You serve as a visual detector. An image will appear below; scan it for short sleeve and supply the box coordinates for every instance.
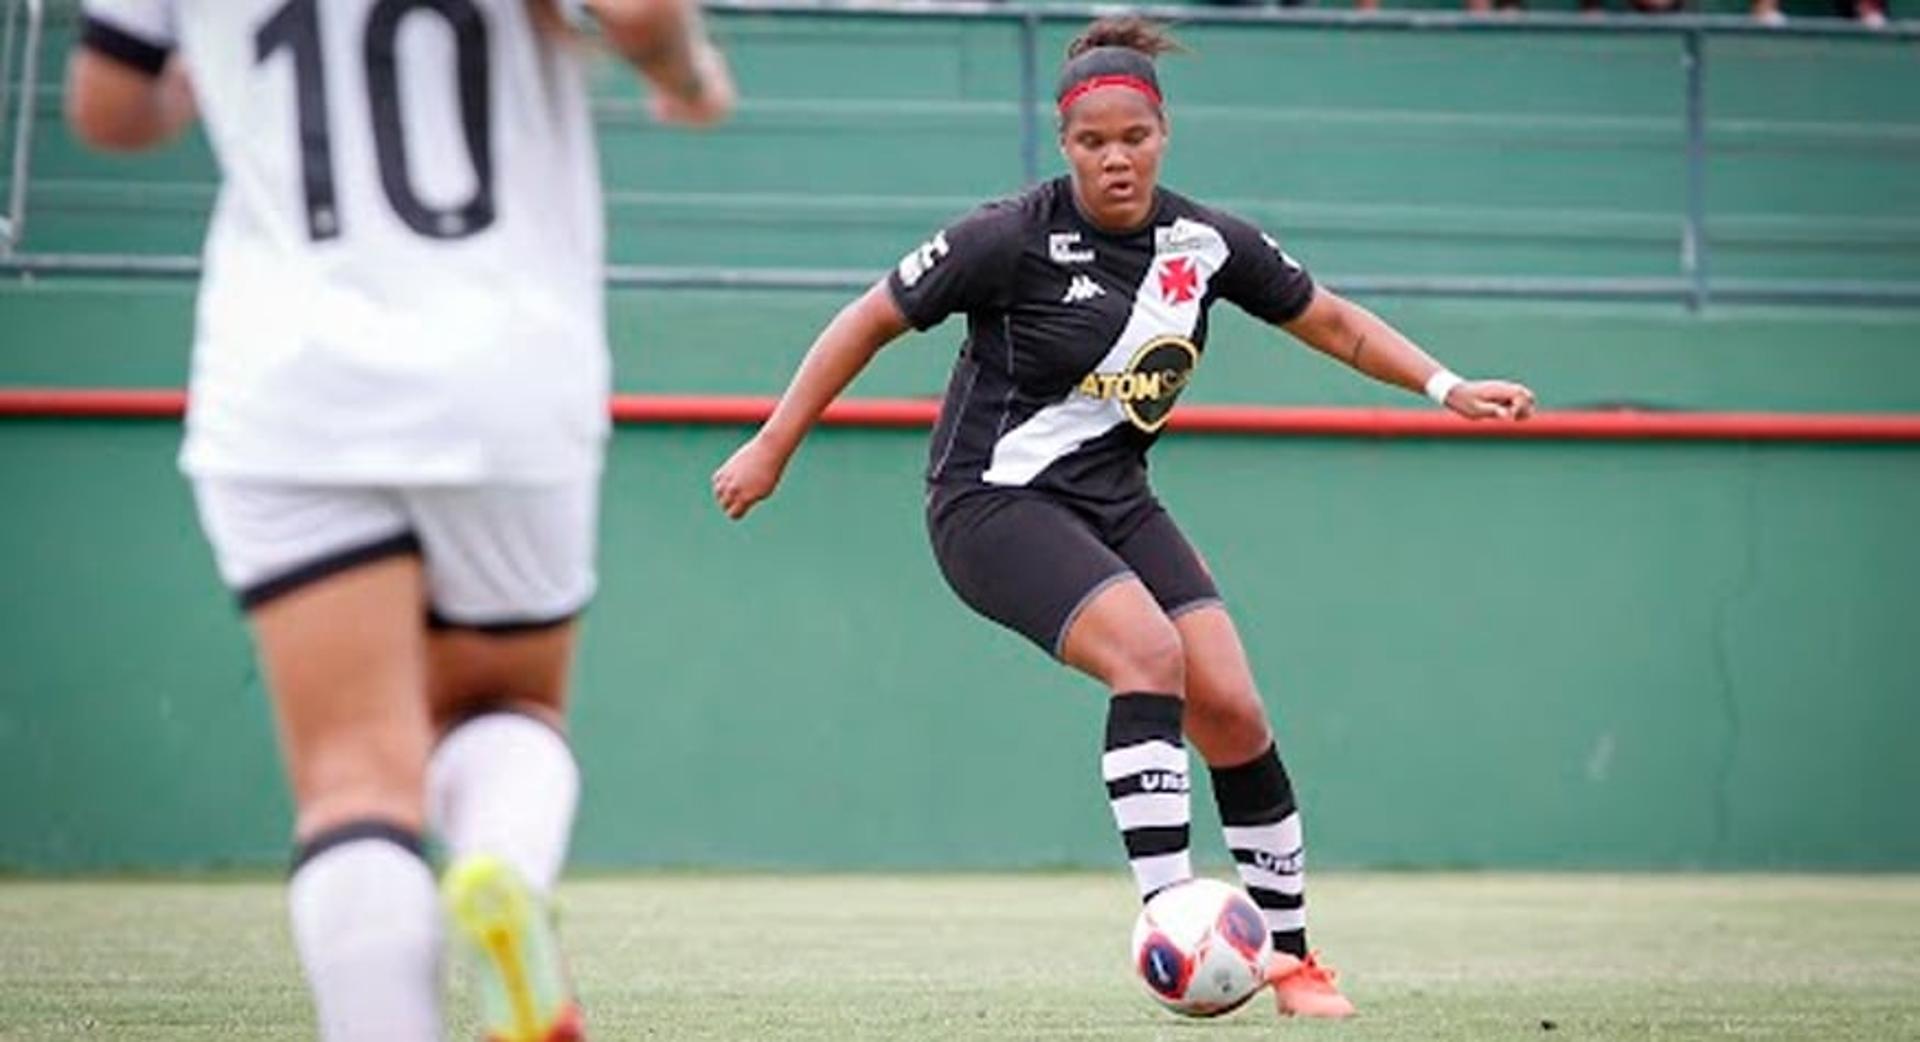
[885,202,1024,332]
[81,0,177,78]
[1212,214,1317,327]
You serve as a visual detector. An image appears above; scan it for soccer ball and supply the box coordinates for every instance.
[1129,878,1272,1017]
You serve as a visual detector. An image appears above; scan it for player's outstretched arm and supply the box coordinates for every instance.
[65,51,194,153]
[1282,287,1536,421]
[589,0,736,126]
[712,282,912,520]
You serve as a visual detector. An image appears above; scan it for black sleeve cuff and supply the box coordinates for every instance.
[884,273,937,332]
[1257,276,1317,327]
[81,15,172,78]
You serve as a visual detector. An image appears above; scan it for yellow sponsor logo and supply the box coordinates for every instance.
[1078,370,1190,403]
[1077,335,1199,433]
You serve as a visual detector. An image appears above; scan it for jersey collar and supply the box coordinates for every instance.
[1062,177,1167,241]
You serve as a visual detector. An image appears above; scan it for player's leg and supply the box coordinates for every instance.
[1178,607,1353,1016]
[928,489,1194,902]
[192,479,442,1042]
[427,625,579,895]
[1112,504,1354,1017]
[1061,580,1197,901]
[428,627,584,1042]
[1171,608,1300,945]
[409,481,597,1042]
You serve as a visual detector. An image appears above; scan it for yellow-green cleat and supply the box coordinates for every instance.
[442,855,585,1042]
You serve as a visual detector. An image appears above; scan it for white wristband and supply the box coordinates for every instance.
[1424,369,1464,406]
[555,0,592,27]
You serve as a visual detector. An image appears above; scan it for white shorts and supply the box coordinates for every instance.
[190,477,599,631]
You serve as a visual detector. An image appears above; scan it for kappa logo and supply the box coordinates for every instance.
[895,230,951,288]
[1049,232,1095,265]
[1062,275,1105,304]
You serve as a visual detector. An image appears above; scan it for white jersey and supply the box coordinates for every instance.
[82,0,608,483]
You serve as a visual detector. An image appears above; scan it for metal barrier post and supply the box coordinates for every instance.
[0,0,18,142]
[1018,11,1040,186]
[1,0,41,255]
[1682,29,1709,311]
[0,0,19,249]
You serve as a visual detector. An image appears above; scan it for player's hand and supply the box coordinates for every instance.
[649,42,735,127]
[712,435,786,520]
[1445,379,1536,421]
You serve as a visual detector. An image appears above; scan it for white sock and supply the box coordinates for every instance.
[288,826,442,1042]
[427,712,580,894]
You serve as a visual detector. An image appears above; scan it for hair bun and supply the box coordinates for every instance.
[1066,16,1183,61]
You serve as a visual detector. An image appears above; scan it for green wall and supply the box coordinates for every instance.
[4,10,1919,871]
[3,417,1918,871]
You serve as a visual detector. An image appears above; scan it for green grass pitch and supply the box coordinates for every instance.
[3,873,1917,1040]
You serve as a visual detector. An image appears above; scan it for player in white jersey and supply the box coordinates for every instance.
[67,2,734,1039]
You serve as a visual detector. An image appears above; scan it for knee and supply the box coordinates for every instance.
[1187,687,1268,741]
[1113,620,1186,694]
[1185,683,1273,766]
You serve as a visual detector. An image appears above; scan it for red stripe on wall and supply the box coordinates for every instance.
[4,388,1920,443]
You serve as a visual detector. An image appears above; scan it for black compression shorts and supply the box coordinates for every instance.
[926,484,1222,658]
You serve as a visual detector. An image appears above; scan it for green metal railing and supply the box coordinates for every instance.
[0,0,42,254]
[3,0,1918,308]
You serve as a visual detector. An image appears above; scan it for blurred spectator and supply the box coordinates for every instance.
[1751,0,1890,24]
[1578,0,1683,12]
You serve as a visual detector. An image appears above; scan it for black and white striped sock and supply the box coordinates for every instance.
[1102,692,1193,901]
[1211,743,1309,958]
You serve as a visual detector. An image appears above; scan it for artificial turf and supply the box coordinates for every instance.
[3,872,1916,1040]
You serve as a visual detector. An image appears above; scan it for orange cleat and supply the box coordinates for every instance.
[1265,951,1357,1019]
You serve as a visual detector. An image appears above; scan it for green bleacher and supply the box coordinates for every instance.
[9,3,1919,291]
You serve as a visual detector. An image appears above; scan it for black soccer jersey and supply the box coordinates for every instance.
[888,177,1316,504]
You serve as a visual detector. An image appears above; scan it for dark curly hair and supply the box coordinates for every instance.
[1065,17,1184,61]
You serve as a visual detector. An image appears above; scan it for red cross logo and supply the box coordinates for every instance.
[1159,257,1198,305]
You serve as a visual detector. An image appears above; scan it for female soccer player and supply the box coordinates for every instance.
[66,2,732,1039]
[713,17,1534,1020]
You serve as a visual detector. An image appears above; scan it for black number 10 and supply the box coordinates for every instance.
[255,0,496,242]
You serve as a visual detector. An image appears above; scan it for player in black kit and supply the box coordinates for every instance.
[713,17,1534,1019]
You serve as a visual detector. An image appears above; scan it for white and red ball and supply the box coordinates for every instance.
[1128,878,1272,1017]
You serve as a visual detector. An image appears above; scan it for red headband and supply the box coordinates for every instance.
[1056,74,1163,115]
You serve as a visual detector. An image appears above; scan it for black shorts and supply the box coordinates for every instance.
[926,484,1222,658]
